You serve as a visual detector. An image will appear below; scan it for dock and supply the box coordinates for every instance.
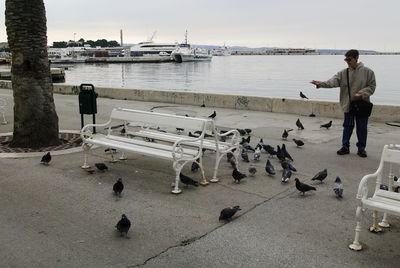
[85,56,173,63]
[0,67,65,82]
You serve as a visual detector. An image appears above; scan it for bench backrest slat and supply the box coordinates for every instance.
[382,145,400,164]
[111,108,211,130]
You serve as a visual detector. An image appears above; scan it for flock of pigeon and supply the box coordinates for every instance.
[37,92,344,237]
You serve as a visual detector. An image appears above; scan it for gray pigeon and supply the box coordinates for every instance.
[281,160,296,172]
[312,169,328,183]
[265,160,275,176]
[281,144,293,162]
[232,169,247,183]
[113,178,124,197]
[296,118,305,130]
[320,121,332,129]
[263,144,277,157]
[253,148,261,161]
[241,149,250,162]
[41,152,51,165]
[282,129,293,140]
[300,91,309,99]
[219,206,241,221]
[248,166,257,177]
[295,178,316,195]
[180,173,199,187]
[116,214,131,238]
[333,177,343,198]
[281,168,292,183]
[227,152,234,162]
[293,139,304,147]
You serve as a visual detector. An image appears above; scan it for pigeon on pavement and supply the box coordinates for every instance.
[281,144,294,162]
[295,178,317,195]
[191,161,200,172]
[113,178,124,197]
[333,177,343,198]
[253,148,261,161]
[282,129,293,140]
[241,149,250,162]
[293,139,305,147]
[41,152,51,165]
[219,206,241,221]
[320,121,333,129]
[95,163,108,171]
[311,169,328,183]
[265,160,276,176]
[116,214,131,238]
[296,118,305,130]
[263,144,277,157]
[248,166,257,176]
[180,173,199,187]
[232,169,247,183]
[281,160,297,172]
[281,168,292,183]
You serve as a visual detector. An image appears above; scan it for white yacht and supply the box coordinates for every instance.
[130,31,178,57]
[211,45,231,56]
[170,31,212,63]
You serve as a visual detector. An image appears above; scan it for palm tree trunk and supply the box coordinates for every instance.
[5,0,60,148]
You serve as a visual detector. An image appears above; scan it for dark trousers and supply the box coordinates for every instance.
[342,113,369,151]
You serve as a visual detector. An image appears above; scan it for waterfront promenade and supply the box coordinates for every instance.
[0,88,399,267]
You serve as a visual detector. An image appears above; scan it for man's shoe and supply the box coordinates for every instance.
[357,150,367,158]
[337,146,350,155]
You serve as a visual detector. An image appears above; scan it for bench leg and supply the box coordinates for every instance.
[369,211,383,233]
[349,206,363,251]
[81,144,91,169]
[198,157,209,186]
[379,213,390,228]
[119,152,127,160]
[210,152,224,183]
[171,162,183,194]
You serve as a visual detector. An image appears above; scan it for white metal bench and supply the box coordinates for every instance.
[129,124,240,182]
[80,107,211,194]
[349,144,400,251]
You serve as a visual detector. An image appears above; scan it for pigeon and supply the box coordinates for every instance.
[120,127,126,134]
[300,91,309,100]
[245,129,252,134]
[208,111,216,119]
[311,169,328,183]
[265,160,275,176]
[95,163,108,171]
[188,132,200,138]
[200,103,206,107]
[241,149,250,162]
[176,127,185,134]
[295,178,316,195]
[255,139,264,150]
[281,160,297,172]
[229,158,237,169]
[263,144,277,157]
[333,177,343,198]
[248,166,257,176]
[113,178,124,197]
[380,184,389,191]
[180,173,199,187]
[320,121,332,129]
[243,136,251,144]
[227,152,234,162]
[253,148,261,161]
[241,141,255,152]
[219,206,241,221]
[191,161,200,172]
[220,135,227,142]
[282,129,293,140]
[115,214,131,238]
[41,152,51,165]
[232,168,247,183]
[296,118,305,130]
[237,129,247,136]
[276,145,286,162]
[86,168,95,174]
[293,139,305,147]
[281,168,292,183]
[281,144,294,162]
[394,176,398,182]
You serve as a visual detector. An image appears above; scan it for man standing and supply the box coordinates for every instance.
[311,49,376,157]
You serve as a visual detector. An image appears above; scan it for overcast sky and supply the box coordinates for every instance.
[1,0,399,51]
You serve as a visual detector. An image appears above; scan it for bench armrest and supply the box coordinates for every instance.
[356,173,377,201]
[80,119,112,140]
[172,136,202,161]
[216,129,240,145]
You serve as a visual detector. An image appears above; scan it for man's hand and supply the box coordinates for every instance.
[310,80,320,87]
[354,93,363,98]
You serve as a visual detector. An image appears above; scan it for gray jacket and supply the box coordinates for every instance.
[317,62,376,112]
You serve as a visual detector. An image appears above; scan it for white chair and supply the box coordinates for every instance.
[349,144,400,251]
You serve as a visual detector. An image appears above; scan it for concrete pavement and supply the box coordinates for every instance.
[0,88,400,267]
